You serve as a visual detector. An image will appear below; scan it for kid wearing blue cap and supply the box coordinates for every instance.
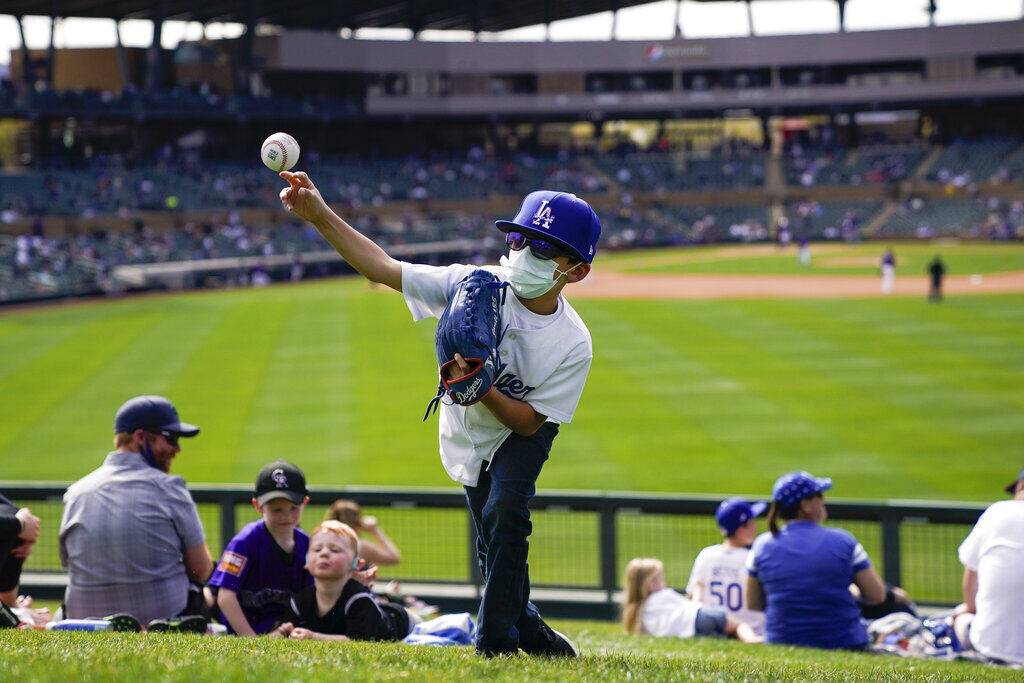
[280,174,598,657]
[745,471,887,649]
[686,497,767,637]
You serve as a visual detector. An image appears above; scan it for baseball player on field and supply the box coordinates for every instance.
[279,171,599,658]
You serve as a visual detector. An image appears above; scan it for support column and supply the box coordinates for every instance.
[114,19,131,91]
[146,0,166,92]
[838,0,847,32]
[675,0,683,39]
[241,0,258,94]
[610,1,619,40]
[746,0,755,36]
[46,13,57,86]
[16,15,32,86]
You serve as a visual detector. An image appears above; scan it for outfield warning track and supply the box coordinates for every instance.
[570,271,1024,300]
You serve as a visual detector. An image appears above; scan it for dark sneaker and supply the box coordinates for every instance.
[103,614,142,632]
[147,615,208,634]
[519,619,580,658]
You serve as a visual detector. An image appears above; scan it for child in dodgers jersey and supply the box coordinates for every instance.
[402,260,592,486]
[686,497,767,637]
[279,172,598,657]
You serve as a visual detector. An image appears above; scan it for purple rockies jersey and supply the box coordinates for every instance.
[209,520,313,634]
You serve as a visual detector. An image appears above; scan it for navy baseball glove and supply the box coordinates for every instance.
[423,269,508,419]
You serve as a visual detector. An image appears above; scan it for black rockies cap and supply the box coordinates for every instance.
[254,459,308,506]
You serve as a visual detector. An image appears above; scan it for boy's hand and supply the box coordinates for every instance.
[16,508,40,542]
[269,622,294,638]
[444,354,473,381]
[289,627,317,640]
[279,171,329,226]
[353,560,377,589]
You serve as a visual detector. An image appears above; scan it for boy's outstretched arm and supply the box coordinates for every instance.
[217,588,258,637]
[279,171,402,292]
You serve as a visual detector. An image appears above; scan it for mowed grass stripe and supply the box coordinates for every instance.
[0,301,228,480]
[349,284,453,487]
[169,296,292,483]
[0,310,166,460]
[231,288,358,486]
[569,300,841,495]
[633,300,969,499]
[711,298,1022,500]
[567,300,756,493]
[753,297,1024,426]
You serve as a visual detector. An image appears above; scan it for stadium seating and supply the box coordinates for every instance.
[927,138,1023,185]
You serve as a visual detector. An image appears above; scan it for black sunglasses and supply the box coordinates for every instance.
[148,429,179,446]
[505,231,567,261]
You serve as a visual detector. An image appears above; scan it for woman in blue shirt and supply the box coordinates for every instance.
[745,471,886,649]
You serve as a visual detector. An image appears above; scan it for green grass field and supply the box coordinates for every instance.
[3,243,1022,679]
[0,620,1009,682]
[2,243,1022,500]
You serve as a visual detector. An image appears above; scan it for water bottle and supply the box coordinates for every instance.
[47,619,113,632]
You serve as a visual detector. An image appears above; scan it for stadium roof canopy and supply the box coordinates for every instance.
[7,0,702,32]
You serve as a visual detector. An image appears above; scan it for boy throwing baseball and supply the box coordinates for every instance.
[279,171,599,657]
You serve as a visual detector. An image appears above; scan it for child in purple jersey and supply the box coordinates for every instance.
[210,460,314,635]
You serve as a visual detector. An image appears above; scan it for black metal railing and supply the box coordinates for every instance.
[2,482,986,609]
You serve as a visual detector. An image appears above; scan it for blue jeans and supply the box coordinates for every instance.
[464,422,558,654]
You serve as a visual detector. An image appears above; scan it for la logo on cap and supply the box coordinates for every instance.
[272,468,288,488]
[532,200,555,229]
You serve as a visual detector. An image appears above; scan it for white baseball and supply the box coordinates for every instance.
[260,132,300,172]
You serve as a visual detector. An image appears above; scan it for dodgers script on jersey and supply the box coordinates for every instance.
[401,261,593,486]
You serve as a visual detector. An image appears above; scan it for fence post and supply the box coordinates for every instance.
[881,511,902,588]
[219,495,236,555]
[599,503,617,601]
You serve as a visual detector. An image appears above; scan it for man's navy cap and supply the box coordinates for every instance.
[255,459,308,506]
[716,497,768,536]
[114,395,199,437]
[1005,465,1024,494]
[495,190,602,264]
[772,471,832,508]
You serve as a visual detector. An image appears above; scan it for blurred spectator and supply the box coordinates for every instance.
[953,465,1024,665]
[686,497,767,637]
[746,471,887,650]
[59,396,212,624]
[0,492,40,608]
[325,499,402,566]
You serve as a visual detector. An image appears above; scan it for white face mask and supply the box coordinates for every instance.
[499,248,580,299]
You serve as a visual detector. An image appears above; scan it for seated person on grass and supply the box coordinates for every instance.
[623,558,762,643]
[686,497,767,638]
[270,521,415,642]
[325,499,402,566]
[746,471,886,650]
[210,460,314,635]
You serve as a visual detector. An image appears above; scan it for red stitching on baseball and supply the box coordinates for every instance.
[262,139,288,171]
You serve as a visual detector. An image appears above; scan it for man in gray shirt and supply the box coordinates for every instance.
[59,396,213,623]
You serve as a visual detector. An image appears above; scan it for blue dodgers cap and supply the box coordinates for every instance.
[772,471,832,508]
[495,190,602,263]
[114,395,200,437]
[715,497,768,536]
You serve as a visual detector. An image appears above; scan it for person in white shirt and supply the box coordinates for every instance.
[953,465,1024,665]
[623,558,761,643]
[686,497,767,637]
[279,172,599,658]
